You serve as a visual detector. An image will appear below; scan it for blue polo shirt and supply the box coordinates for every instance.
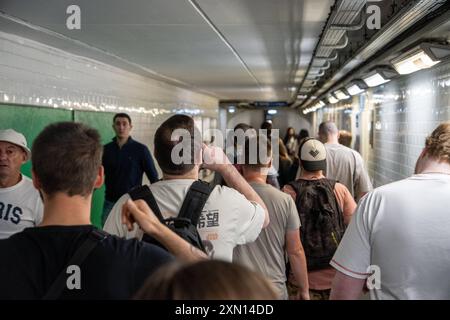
[102,137,159,202]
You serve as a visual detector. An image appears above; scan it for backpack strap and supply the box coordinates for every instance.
[288,180,304,202]
[178,180,213,226]
[324,178,345,220]
[128,185,164,222]
[43,229,108,300]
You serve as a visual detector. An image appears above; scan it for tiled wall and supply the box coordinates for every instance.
[314,62,450,188]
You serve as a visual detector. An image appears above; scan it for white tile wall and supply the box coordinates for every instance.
[0,31,220,179]
[313,62,450,188]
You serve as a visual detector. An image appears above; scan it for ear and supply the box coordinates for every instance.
[419,147,427,159]
[21,151,28,164]
[414,148,428,174]
[94,166,104,189]
[31,169,41,190]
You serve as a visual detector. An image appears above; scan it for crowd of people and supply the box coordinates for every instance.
[0,112,449,300]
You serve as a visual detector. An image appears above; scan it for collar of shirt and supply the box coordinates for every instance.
[112,136,134,148]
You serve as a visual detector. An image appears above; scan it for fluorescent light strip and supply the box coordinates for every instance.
[188,0,262,89]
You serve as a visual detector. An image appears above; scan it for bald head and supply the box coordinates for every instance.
[318,121,339,143]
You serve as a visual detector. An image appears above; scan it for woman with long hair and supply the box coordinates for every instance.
[284,127,298,157]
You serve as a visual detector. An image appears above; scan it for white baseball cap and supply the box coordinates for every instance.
[0,129,31,160]
[299,138,327,172]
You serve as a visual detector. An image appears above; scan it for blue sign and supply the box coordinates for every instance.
[252,101,288,108]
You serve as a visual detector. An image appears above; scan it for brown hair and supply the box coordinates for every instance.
[279,140,290,160]
[338,130,352,148]
[243,135,272,168]
[425,122,450,165]
[113,113,132,124]
[154,114,202,175]
[134,260,278,300]
[32,122,102,197]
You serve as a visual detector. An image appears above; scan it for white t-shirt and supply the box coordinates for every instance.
[0,175,43,239]
[330,173,450,300]
[104,179,265,262]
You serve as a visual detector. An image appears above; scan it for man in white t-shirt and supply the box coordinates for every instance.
[104,115,269,262]
[330,122,450,300]
[0,129,43,239]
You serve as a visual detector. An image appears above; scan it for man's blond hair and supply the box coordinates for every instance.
[425,122,450,165]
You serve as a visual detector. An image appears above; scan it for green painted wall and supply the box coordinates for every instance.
[0,104,115,228]
[74,110,115,227]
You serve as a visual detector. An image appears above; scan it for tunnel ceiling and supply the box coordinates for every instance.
[0,0,334,103]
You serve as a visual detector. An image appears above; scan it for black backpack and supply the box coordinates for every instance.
[288,179,346,271]
[128,180,212,253]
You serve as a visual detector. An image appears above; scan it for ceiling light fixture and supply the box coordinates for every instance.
[391,42,450,75]
[363,68,397,87]
[334,89,351,100]
[302,100,325,115]
[346,80,368,95]
[328,94,339,104]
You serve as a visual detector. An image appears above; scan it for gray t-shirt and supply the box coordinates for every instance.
[324,143,372,199]
[233,182,300,299]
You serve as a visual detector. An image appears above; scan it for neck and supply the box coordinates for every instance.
[116,136,129,148]
[326,135,339,144]
[300,169,324,180]
[39,192,92,227]
[418,158,450,175]
[162,167,199,180]
[242,167,267,184]
[0,173,22,188]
